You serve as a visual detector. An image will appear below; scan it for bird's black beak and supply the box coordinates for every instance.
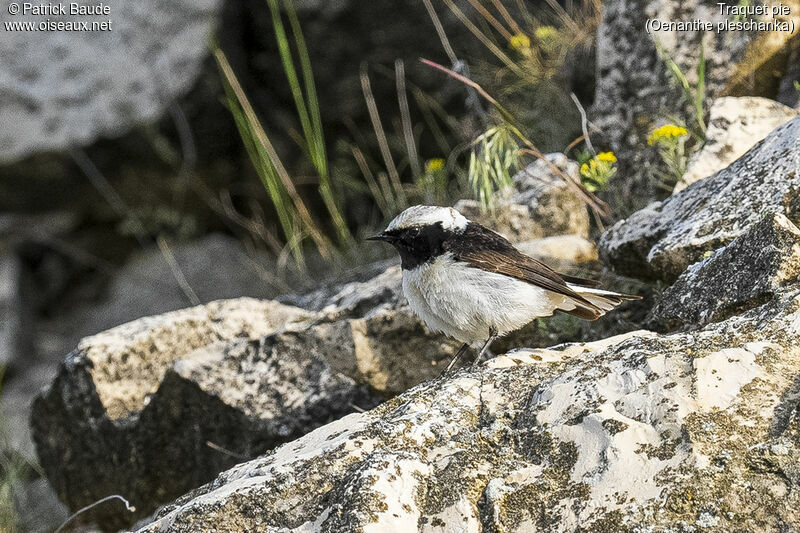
[366,232,391,242]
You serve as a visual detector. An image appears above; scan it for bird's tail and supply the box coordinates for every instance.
[560,283,641,320]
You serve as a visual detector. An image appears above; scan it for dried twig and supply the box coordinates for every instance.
[360,65,407,207]
[395,60,421,179]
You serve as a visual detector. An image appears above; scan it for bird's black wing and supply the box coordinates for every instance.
[444,222,601,314]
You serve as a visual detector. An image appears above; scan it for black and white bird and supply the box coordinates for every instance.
[368,205,639,372]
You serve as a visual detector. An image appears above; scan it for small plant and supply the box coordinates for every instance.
[417,158,449,205]
[578,151,617,193]
[508,33,532,57]
[468,124,520,209]
[794,80,800,92]
[648,124,690,191]
[422,58,611,220]
[654,39,707,137]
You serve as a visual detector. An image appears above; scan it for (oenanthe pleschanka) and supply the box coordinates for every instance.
[368,205,639,372]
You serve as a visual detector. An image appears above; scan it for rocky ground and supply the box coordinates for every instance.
[28,114,800,531]
[132,115,800,533]
[4,0,800,531]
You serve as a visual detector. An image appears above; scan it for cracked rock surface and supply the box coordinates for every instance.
[136,283,800,532]
[599,115,800,281]
[649,212,800,331]
[31,298,382,529]
[30,275,464,528]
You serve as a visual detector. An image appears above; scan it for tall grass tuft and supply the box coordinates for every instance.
[214,0,355,267]
[265,0,352,248]
[469,125,519,208]
[654,38,707,137]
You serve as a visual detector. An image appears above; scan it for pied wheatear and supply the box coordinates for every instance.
[368,205,639,372]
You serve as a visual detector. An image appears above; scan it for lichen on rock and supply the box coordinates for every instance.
[599,115,800,281]
[135,285,800,532]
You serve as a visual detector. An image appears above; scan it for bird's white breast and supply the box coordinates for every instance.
[402,253,565,345]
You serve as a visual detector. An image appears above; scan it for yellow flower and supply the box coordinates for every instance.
[534,26,559,42]
[425,158,445,172]
[580,163,590,175]
[597,151,617,163]
[647,124,688,145]
[509,33,531,52]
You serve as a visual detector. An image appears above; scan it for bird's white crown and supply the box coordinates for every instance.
[386,205,469,232]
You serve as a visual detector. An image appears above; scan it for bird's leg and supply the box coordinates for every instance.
[472,328,498,366]
[442,343,470,376]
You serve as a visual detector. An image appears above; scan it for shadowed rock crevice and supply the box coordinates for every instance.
[648,212,800,332]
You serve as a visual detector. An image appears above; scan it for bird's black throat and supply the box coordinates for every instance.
[383,221,451,270]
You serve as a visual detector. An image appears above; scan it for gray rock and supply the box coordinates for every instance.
[515,235,598,265]
[649,212,800,331]
[30,298,370,529]
[0,0,222,162]
[136,284,800,532]
[675,97,798,192]
[778,45,800,110]
[0,253,23,370]
[455,154,590,242]
[599,115,800,281]
[73,234,284,339]
[30,285,463,528]
[591,0,795,212]
[283,260,402,318]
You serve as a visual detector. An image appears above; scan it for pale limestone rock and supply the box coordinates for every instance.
[29,298,381,529]
[0,0,221,162]
[599,115,800,281]
[135,286,800,532]
[675,97,798,192]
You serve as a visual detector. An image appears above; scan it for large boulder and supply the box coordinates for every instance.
[455,154,590,242]
[675,97,798,192]
[31,278,467,527]
[592,0,799,212]
[649,212,800,331]
[136,282,800,531]
[0,0,222,162]
[599,115,800,281]
[30,298,364,529]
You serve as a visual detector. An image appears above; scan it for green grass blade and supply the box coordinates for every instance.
[277,0,352,246]
[695,43,707,135]
[283,0,326,177]
[265,0,316,158]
